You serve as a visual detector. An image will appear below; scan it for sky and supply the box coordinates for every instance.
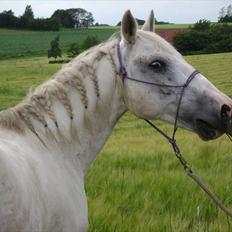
[0,0,232,25]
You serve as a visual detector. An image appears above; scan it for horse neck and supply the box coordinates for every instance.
[0,39,126,173]
[66,40,127,171]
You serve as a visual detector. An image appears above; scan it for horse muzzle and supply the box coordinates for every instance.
[195,104,232,140]
[221,104,232,136]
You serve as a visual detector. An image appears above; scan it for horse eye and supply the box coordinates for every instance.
[149,60,165,71]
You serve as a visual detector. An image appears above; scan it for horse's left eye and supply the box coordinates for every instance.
[149,60,165,71]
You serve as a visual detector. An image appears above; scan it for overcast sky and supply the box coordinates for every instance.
[1,0,232,25]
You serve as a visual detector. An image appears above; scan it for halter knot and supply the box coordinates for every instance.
[119,66,127,82]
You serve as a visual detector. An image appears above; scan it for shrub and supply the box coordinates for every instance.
[192,19,211,31]
[81,35,99,50]
[173,22,232,55]
[67,42,80,57]
[48,36,62,60]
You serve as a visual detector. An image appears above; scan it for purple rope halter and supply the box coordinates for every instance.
[116,43,232,219]
[117,43,199,149]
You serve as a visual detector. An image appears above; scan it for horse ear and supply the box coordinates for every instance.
[121,10,137,43]
[141,10,155,32]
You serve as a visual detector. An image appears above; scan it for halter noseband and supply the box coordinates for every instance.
[117,43,200,146]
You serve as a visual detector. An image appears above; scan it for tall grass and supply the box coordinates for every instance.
[0,52,232,231]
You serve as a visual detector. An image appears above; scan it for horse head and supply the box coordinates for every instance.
[118,10,232,141]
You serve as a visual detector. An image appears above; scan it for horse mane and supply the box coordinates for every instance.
[0,37,119,137]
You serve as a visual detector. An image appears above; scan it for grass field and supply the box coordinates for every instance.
[0,52,232,231]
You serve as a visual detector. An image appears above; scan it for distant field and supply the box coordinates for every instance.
[0,24,191,59]
[0,28,117,59]
[1,51,232,231]
[91,24,191,30]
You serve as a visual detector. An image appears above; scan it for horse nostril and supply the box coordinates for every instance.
[221,104,232,134]
[221,104,231,117]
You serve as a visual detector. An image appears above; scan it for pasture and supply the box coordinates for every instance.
[0,51,232,231]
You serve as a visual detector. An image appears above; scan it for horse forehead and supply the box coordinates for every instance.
[136,31,179,56]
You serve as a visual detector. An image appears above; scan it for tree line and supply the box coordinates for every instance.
[0,5,94,31]
[173,5,232,55]
[218,4,232,23]
[173,20,232,55]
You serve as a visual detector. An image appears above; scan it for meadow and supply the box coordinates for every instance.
[0,45,232,230]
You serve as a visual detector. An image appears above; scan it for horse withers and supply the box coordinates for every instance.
[0,10,231,232]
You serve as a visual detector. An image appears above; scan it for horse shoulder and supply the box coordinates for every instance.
[0,135,88,232]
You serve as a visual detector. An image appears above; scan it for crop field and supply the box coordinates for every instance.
[0,48,232,230]
[0,24,191,59]
[0,28,117,59]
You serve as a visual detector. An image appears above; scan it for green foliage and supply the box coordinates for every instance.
[192,19,211,31]
[218,4,232,22]
[0,6,95,31]
[81,35,99,50]
[21,5,34,22]
[0,5,59,31]
[48,36,62,59]
[67,42,80,57]
[173,21,232,55]
[0,10,17,28]
[0,52,232,230]
[51,9,75,28]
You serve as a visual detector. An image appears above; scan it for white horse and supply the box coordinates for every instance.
[0,10,232,232]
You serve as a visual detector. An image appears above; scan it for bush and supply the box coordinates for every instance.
[67,43,80,57]
[81,35,99,50]
[173,22,232,55]
[192,19,211,31]
[48,36,62,60]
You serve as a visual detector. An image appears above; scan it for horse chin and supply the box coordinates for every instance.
[195,119,223,141]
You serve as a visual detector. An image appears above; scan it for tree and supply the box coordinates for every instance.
[0,10,17,28]
[20,5,34,28]
[81,12,94,28]
[22,5,34,20]
[66,8,94,28]
[51,10,75,28]
[219,7,226,20]
[48,36,62,59]
[54,8,95,28]
[227,4,232,17]
[218,5,232,22]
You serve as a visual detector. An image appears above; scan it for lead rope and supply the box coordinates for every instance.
[116,43,232,219]
[144,119,232,219]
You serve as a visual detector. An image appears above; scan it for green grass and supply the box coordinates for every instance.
[0,52,232,231]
